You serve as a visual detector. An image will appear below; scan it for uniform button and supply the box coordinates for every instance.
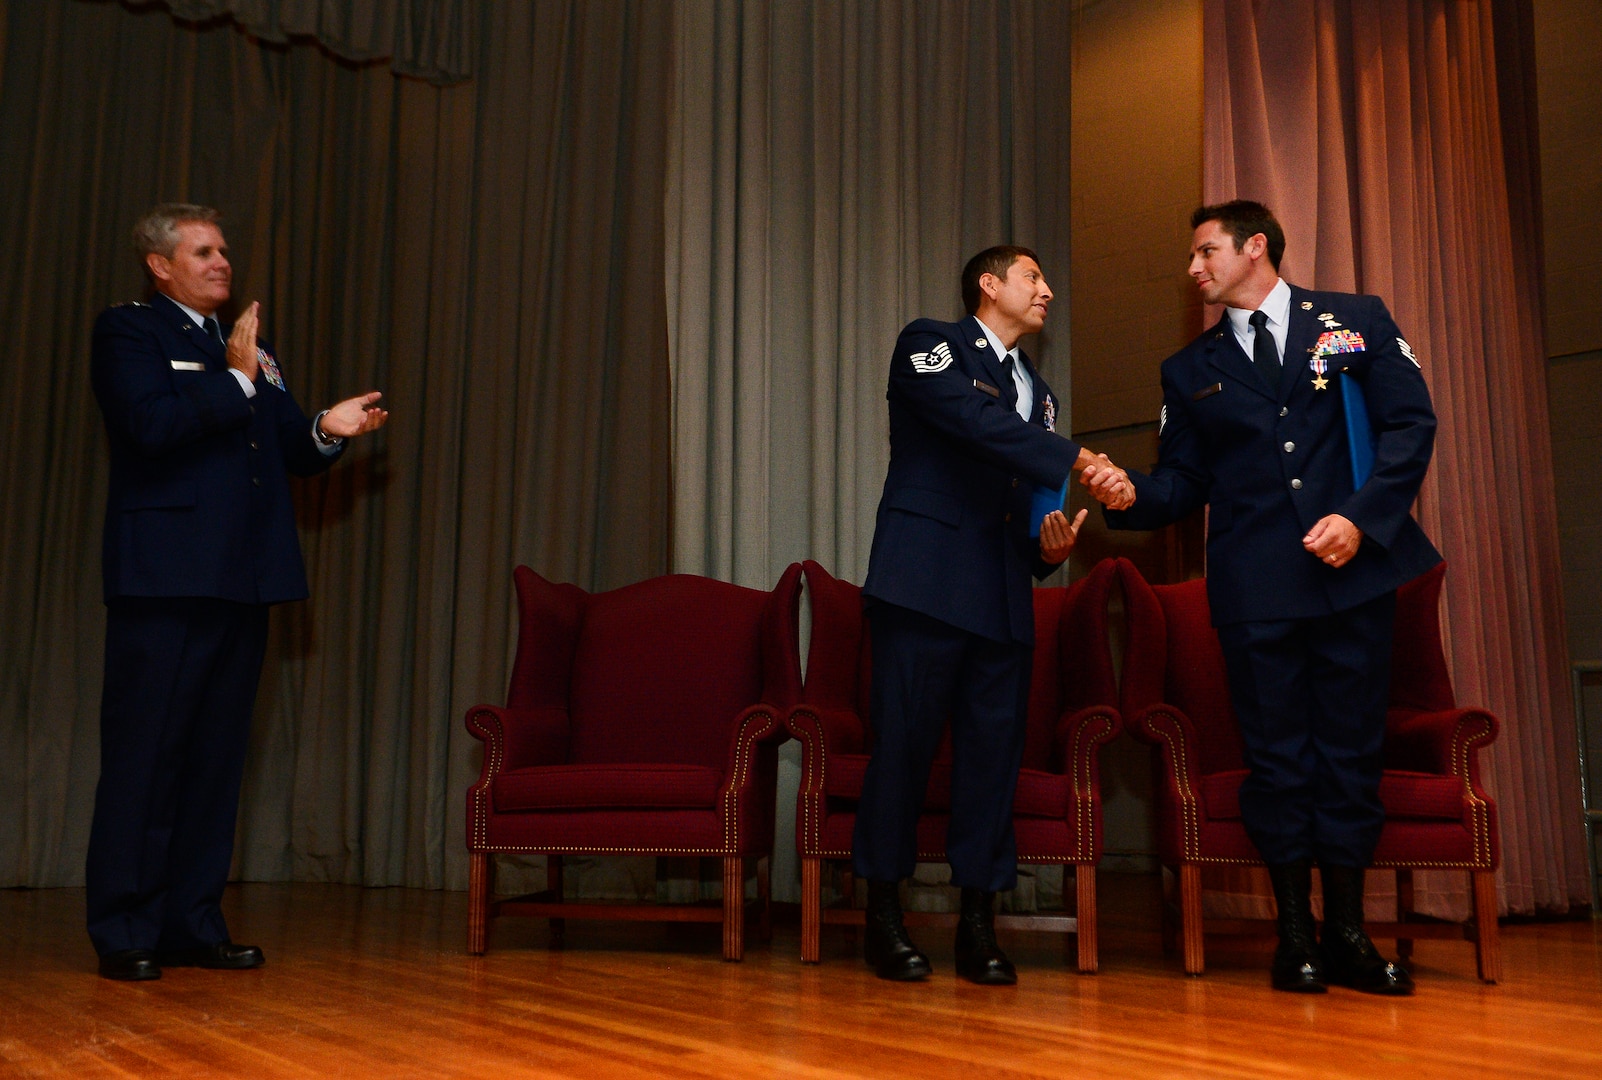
[252,477,262,487]
[1279,406,1289,417]
[1011,478,1019,488]
[1290,478,1303,490]
[249,440,260,451]
[1284,441,1296,453]
[1004,513,1012,523]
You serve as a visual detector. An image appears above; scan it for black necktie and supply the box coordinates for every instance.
[1248,309,1279,388]
[999,353,1020,413]
[203,316,224,346]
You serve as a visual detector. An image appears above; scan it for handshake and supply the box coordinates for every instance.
[1077,451,1136,512]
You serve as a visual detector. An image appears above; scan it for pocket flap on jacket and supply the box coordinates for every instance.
[887,486,963,527]
[118,481,198,510]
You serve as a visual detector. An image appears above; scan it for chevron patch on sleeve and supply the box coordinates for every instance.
[909,341,955,373]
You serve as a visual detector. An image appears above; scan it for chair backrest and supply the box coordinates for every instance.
[800,559,1122,771]
[508,564,803,769]
[1117,562,1246,775]
[1389,561,1455,712]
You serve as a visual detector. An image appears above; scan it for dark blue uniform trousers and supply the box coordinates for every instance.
[86,597,268,956]
[1216,590,1396,868]
[852,600,1032,892]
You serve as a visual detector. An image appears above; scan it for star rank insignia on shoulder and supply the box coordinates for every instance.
[112,300,150,308]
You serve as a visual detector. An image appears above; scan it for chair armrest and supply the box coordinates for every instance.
[1050,705,1122,780]
[723,701,791,784]
[1127,703,1205,793]
[1384,707,1499,783]
[785,704,866,757]
[463,704,571,784]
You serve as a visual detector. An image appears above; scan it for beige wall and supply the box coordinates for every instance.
[1065,0,1206,588]
[1536,0,1602,673]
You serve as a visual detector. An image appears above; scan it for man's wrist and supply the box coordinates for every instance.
[312,410,344,447]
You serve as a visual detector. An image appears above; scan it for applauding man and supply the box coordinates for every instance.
[86,204,388,981]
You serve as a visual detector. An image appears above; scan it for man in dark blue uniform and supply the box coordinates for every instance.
[1084,201,1439,994]
[856,246,1113,985]
[87,204,388,980]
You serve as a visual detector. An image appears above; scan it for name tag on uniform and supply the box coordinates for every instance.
[973,379,1000,397]
[170,360,206,371]
[1191,382,1223,401]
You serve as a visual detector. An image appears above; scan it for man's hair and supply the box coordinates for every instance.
[962,245,1040,315]
[132,203,222,260]
[1190,200,1285,269]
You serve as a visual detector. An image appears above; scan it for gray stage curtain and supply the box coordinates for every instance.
[0,0,671,890]
[116,0,475,82]
[1202,0,1587,917]
[666,0,1073,903]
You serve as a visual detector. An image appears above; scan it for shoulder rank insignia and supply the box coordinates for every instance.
[112,300,150,308]
[1397,338,1420,367]
[909,341,955,374]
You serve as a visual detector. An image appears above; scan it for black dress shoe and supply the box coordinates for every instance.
[99,949,161,981]
[864,880,931,981]
[1320,929,1414,995]
[954,888,1016,986]
[1267,862,1326,994]
[1320,863,1413,996]
[159,943,266,970]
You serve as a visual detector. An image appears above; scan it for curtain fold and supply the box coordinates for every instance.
[122,0,476,83]
[1202,0,1586,915]
[0,0,670,890]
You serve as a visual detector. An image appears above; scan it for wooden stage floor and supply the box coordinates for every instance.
[1,875,1599,1079]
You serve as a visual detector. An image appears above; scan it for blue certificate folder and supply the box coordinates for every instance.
[1030,478,1071,538]
[1340,372,1378,488]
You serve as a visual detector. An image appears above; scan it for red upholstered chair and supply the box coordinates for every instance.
[1116,559,1502,982]
[787,558,1123,972]
[465,563,804,960]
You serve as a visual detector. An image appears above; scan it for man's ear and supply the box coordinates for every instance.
[145,252,171,283]
[1245,233,1267,262]
[980,271,1000,301]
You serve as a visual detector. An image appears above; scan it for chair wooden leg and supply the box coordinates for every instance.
[1395,867,1415,964]
[722,856,745,961]
[467,851,492,955]
[547,854,565,948]
[1159,867,1178,955]
[1179,863,1205,975]
[1472,869,1502,983]
[800,857,822,963]
[1075,864,1099,974]
[758,856,773,942]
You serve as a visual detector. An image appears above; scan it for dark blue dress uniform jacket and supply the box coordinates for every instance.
[862,315,1083,644]
[1106,286,1440,623]
[91,293,340,604]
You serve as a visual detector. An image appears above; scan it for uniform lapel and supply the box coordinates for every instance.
[152,293,227,365]
[1279,287,1321,402]
[1203,319,1274,400]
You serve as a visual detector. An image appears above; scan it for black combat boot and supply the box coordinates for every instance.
[1319,863,1414,995]
[954,887,1016,985]
[864,880,931,981]
[1267,861,1326,993]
